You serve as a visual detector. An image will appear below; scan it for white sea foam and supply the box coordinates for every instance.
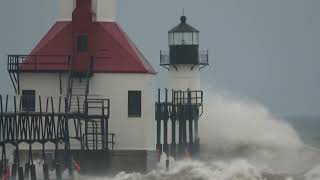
[84,158,266,180]
[32,89,320,180]
[199,90,320,174]
[304,165,320,180]
[77,159,320,180]
[86,89,320,180]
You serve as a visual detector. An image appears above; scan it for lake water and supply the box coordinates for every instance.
[78,92,320,180]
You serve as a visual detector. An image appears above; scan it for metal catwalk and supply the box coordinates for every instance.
[0,95,111,180]
[155,89,204,159]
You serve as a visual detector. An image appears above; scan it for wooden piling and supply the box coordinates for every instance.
[55,163,62,180]
[11,163,17,180]
[30,164,36,180]
[43,164,49,180]
[18,166,24,180]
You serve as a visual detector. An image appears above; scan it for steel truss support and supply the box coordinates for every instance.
[156,89,203,159]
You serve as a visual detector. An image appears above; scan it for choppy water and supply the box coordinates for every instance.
[26,90,320,180]
[84,91,320,180]
[78,157,320,180]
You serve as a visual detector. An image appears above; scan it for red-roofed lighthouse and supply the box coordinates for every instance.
[24,0,155,74]
[7,0,157,174]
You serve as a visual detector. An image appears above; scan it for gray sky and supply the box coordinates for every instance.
[0,0,319,116]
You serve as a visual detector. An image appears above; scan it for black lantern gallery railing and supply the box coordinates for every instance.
[160,50,170,65]
[160,50,209,69]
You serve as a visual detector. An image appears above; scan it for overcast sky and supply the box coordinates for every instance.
[0,0,319,116]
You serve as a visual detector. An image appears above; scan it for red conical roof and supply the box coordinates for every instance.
[22,21,156,74]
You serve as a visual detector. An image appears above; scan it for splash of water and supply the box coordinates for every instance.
[29,90,320,180]
[305,165,320,180]
[84,158,265,180]
[89,90,320,180]
[199,90,320,174]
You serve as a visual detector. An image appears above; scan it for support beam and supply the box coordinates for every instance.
[30,164,36,180]
[43,164,49,180]
[18,166,24,180]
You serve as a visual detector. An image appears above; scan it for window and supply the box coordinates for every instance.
[128,91,141,117]
[192,32,199,44]
[22,90,35,111]
[77,35,88,52]
[169,32,199,45]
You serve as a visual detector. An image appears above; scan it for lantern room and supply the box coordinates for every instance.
[161,16,208,69]
[168,16,199,46]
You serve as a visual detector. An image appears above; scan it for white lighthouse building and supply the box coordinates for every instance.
[156,15,208,158]
[7,0,156,174]
[3,1,208,178]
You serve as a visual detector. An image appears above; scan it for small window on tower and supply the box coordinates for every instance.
[77,35,88,52]
[22,90,36,111]
[128,91,141,117]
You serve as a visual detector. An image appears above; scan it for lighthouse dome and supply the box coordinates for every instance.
[168,16,199,46]
[169,16,199,33]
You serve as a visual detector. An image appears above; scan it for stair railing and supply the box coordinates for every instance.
[84,57,94,114]
[66,56,73,112]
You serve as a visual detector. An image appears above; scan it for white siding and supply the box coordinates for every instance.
[18,73,156,151]
[93,0,116,22]
[19,73,68,150]
[168,65,201,91]
[90,73,155,150]
[58,0,76,21]
[19,73,67,102]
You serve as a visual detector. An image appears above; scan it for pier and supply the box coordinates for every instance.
[0,95,112,180]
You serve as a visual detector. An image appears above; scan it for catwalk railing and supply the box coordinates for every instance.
[7,55,71,94]
[155,89,204,159]
[0,94,112,180]
[7,55,71,73]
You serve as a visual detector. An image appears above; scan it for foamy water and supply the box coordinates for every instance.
[80,90,320,180]
[84,158,265,180]
[199,91,320,174]
[15,90,320,180]
[79,156,320,180]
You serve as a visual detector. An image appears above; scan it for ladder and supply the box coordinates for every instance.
[83,99,111,151]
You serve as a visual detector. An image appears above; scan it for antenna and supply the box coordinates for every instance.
[183,8,185,16]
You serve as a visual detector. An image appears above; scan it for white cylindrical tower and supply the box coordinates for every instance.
[161,16,209,91]
[58,0,76,21]
[93,0,117,22]
[168,65,201,91]
[58,0,116,22]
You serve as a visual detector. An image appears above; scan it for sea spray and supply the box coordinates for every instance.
[199,90,320,174]
[83,158,265,180]
[82,90,320,180]
[77,157,320,180]
[26,90,320,180]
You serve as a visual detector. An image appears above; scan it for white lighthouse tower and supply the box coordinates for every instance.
[157,16,208,158]
[163,16,208,91]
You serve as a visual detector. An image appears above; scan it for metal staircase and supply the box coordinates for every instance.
[69,78,87,112]
[85,119,105,150]
[66,57,114,151]
[66,57,93,112]
[83,99,112,151]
